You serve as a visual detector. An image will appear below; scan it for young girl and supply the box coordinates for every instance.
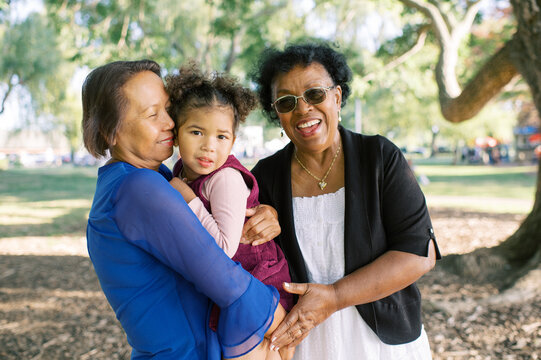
[165,63,294,360]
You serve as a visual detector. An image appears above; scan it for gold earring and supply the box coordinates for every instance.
[280,128,284,137]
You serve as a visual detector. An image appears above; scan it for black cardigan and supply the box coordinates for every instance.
[252,126,441,344]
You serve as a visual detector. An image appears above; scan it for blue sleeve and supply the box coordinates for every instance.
[112,169,279,358]
[158,163,173,180]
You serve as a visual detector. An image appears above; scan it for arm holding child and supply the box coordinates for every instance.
[170,168,250,257]
[170,173,280,250]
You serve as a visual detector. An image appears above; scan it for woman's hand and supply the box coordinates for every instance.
[241,204,281,246]
[270,282,339,351]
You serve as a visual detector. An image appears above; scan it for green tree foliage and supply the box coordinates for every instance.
[43,0,295,74]
[0,12,62,115]
[0,5,82,155]
[359,0,518,148]
[0,0,521,155]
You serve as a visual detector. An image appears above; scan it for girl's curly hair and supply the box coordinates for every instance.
[165,61,257,134]
[249,41,352,126]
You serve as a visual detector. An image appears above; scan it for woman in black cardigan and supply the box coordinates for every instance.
[250,42,441,359]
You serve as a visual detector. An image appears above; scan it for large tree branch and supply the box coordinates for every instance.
[454,0,482,43]
[440,39,519,122]
[427,0,455,29]
[508,0,541,117]
[361,25,429,82]
[401,0,483,106]
[398,0,451,43]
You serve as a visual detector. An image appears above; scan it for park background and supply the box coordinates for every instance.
[0,0,540,359]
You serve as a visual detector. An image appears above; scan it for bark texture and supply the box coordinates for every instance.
[495,0,541,273]
[399,0,541,282]
[446,0,541,282]
[440,41,519,123]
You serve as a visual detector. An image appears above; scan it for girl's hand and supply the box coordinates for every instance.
[270,282,339,351]
[169,177,197,203]
[241,204,281,245]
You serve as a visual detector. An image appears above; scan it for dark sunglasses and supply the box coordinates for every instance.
[272,86,335,114]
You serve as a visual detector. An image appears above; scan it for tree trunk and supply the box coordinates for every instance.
[442,0,541,285]
[496,0,541,270]
[442,163,540,288]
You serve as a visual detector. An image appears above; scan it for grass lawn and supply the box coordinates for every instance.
[413,161,537,214]
[0,166,97,239]
[0,162,537,240]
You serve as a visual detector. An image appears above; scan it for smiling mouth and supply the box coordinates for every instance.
[159,137,174,145]
[296,119,321,135]
[297,120,321,129]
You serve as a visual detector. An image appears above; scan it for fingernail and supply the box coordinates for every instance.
[284,282,290,289]
[271,336,276,342]
[270,345,275,351]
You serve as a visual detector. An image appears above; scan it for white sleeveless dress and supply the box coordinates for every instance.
[292,187,432,360]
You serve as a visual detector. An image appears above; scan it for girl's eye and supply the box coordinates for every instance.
[218,135,228,140]
[191,130,202,136]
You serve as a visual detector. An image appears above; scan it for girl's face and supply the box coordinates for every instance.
[176,105,236,181]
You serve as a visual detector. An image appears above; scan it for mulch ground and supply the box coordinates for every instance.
[0,208,539,359]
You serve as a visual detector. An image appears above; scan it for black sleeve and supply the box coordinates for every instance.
[379,137,440,258]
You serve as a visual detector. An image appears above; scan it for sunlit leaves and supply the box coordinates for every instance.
[1,12,62,112]
[0,0,523,153]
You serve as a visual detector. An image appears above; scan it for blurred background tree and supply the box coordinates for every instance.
[395,0,540,295]
[1,0,521,148]
[0,12,62,115]
[0,0,538,292]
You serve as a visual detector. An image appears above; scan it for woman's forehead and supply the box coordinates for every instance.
[123,71,167,110]
[272,62,332,93]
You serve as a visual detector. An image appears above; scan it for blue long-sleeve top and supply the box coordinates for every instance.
[87,162,279,359]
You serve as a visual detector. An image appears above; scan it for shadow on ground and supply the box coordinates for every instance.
[0,255,130,360]
[0,208,539,359]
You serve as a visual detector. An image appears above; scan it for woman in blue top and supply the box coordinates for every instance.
[82,59,285,359]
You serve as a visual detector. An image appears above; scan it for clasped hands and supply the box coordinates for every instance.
[242,206,339,352]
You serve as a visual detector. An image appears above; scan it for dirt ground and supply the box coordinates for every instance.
[0,208,539,359]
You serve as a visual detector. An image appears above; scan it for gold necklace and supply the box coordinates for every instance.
[294,144,341,190]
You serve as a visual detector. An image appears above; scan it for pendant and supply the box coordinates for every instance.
[318,181,327,190]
